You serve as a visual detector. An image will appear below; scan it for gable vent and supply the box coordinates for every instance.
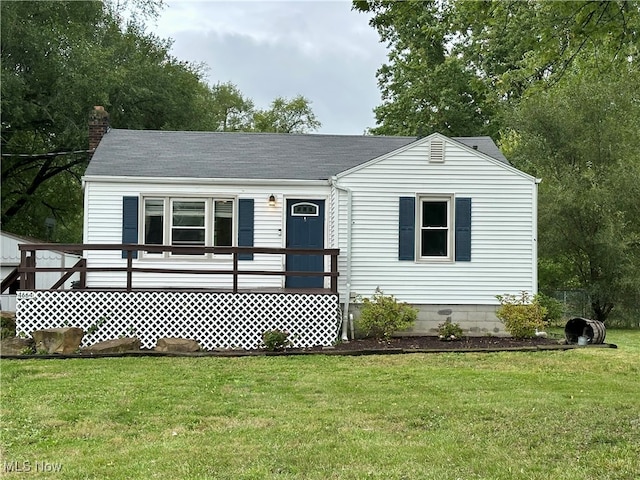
[429,139,444,163]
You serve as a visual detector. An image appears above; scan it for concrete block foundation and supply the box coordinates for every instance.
[349,303,507,337]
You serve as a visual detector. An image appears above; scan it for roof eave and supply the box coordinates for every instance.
[81,175,331,187]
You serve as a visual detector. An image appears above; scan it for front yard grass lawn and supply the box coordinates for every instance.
[1,330,639,479]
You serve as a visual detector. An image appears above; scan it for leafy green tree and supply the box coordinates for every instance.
[252,95,321,134]
[354,0,639,136]
[2,1,225,240]
[209,82,255,132]
[504,66,640,324]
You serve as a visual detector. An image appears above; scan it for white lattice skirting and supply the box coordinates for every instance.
[16,291,341,350]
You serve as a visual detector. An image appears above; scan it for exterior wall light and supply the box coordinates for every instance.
[268,194,276,207]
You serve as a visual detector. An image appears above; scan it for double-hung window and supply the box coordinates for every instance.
[418,196,452,261]
[171,200,206,247]
[398,195,471,262]
[142,197,234,257]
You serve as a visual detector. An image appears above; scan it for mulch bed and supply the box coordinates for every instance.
[326,335,563,351]
[2,336,618,359]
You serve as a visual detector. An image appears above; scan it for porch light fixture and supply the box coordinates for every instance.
[268,194,276,207]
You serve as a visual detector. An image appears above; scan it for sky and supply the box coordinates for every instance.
[148,0,389,135]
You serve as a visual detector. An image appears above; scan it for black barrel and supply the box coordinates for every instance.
[564,317,606,344]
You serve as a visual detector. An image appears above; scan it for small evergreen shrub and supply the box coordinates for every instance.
[262,330,291,351]
[437,319,464,341]
[496,291,547,339]
[356,288,418,340]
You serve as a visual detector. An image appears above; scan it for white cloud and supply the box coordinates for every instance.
[157,1,381,59]
[149,0,388,134]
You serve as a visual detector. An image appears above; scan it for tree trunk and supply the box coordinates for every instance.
[591,300,613,323]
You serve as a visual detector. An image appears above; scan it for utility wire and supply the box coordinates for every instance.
[1,149,93,158]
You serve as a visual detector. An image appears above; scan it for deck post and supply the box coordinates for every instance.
[19,250,27,290]
[22,251,36,290]
[78,259,87,289]
[233,251,239,293]
[330,252,338,293]
[126,249,133,291]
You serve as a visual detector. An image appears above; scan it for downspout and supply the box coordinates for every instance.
[533,178,542,295]
[330,176,353,341]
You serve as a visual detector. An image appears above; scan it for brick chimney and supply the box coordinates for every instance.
[88,106,109,154]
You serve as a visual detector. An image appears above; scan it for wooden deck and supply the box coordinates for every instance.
[17,243,340,294]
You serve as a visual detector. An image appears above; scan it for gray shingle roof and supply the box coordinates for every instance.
[85,129,508,180]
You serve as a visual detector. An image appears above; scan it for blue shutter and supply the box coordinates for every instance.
[122,196,139,259]
[398,197,415,261]
[237,199,254,260]
[455,197,471,262]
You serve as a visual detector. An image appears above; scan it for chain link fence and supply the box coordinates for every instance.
[552,290,640,328]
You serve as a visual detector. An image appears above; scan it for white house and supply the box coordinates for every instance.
[75,127,538,338]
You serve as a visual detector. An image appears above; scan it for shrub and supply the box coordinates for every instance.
[0,315,16,339]
[496,291,547,339]
[535,293,565,325]
[356,288,418,340]
[437,319,464,341]
[262,330,291,351]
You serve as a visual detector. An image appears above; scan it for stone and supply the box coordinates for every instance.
[1,337,35,355]
[155,337,201,353]
[85,337,141,353]
[32,327,84,354]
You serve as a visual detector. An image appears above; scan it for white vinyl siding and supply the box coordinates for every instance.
[334,136,537,305]
[83,181,329,290]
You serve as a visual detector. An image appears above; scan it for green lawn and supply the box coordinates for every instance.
[1,330,639,479]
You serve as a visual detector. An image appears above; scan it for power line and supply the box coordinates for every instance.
[1,149,93,158]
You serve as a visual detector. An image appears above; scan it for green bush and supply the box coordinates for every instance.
[262,330,291,351]
[438,319,464,341]
[0,315,16,339]
[496,291,547,339]
[535,293,565,325]
[356,288,418,340]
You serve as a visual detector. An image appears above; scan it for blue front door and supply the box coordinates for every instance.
[286,199,325,288]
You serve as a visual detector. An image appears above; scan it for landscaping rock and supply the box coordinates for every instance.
[155,337,201,353]
[85,337,141,353]
[1,336,35,355]
[32,327,84,354]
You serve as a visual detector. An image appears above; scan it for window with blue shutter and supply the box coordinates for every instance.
[237,199,254,260]
[398,197,415,260]
[122,196,139,259]
[454,197,472,261]
[400,195,472,262]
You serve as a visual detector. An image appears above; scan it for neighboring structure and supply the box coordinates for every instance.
[76,127,538,338]
[1,231,80,312]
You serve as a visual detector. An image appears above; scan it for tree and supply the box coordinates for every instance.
[2,1,322,242]
[209,82,254,132]
[354,0,639,137]
[1,1,222,240]
[252,95,321,133]
[503,66,640,324]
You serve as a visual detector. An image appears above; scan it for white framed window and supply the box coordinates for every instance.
[171,199,206,247]
[144,198,165,247]
[418,195,452,261]
[213,200,233,247]
[142,196,234,257]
